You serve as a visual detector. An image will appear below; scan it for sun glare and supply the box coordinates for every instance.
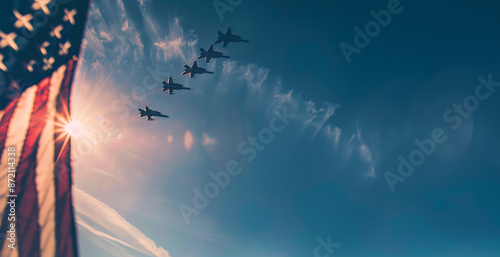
[65,121,82,137]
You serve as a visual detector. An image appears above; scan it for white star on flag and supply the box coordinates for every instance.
[0,31,19,51]
[0,54,7,72]
[63,9,77,25]
[13,10,34,32]
[31,0,52,15]
[58,42,71,56]
[42,57,55,71]
[50,25,63,39]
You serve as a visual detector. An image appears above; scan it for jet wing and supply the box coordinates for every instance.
[169,88,173,95]
[208,44,214,52]
[222,41,229,47]
[226,27,232,35]
[190,73,195,78]
[168,77,174,84]
[192,61,198,68]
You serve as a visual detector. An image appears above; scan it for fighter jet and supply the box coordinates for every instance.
[138,106,169,121]
[214,27,249,47]
[181,61,213,78]
[197,44,230,63]
[161,77,191,95]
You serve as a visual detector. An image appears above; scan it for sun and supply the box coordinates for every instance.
[65,121,82,137]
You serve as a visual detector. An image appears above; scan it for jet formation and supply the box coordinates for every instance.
[138,27,247,121]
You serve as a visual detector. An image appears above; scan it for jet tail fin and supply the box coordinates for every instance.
[218,31,224,37]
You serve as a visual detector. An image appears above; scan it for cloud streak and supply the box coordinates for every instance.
[74,187,171,257]
[188,57,376,177]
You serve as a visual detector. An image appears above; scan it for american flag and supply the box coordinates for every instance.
[0,0,90,256]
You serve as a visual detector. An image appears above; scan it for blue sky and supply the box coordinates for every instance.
[71,0,500,256]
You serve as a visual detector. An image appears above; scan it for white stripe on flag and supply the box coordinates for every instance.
[36,65,67,257]
[0,85,38,257]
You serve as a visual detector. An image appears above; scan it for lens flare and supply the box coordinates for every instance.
[202,133,216,146]
[184,130,193,150]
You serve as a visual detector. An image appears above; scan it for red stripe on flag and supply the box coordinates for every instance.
[15,77,51,257]
[0,98,20,163]
[54,59,78,257]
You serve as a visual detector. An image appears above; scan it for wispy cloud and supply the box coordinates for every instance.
[342,128,376,177]
[323,125,342,149]
[77,218,146,254]
[187,58,376,177]
[74,187,171,257]
[179,54,376,178]
[83,1,146,66]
